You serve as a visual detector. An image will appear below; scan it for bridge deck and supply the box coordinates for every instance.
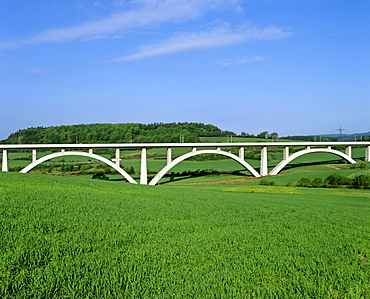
[1,141,370,150]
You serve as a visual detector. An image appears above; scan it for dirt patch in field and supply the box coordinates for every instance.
[170,178,256,185]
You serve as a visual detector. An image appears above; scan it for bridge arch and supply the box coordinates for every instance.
[269,148,356,176]
[149,149,260,185]
[20,151,137,184]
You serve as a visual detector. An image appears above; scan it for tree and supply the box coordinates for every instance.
[257,131,269,139]
[352,175,370,189]
[324,174,352,187]
[270,132,278,140]
[311,177,323,188]
[296,177,311,187]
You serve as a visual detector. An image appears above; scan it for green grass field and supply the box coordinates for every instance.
[0,172,369,298]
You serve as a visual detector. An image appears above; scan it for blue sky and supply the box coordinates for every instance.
[1,0,369,140]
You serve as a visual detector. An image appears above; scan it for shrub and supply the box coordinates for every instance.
[311,177,323,188]
[9,166,24,172]
[324,174,352,188]
[123,166,135,174]
[352,174,370,189]
[296,177,311,187]
[351,162,367,169]
[259,179,276,186]
[92,173,109,180]
[101,166,115,175]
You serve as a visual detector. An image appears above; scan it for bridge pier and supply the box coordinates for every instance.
[346,146,352,158]
[115,149,120,166]
[283,147,289,160]
[260,147,268,176]
[140,148,147,185]
[366,146,370,162]
[167,148,172,165]
[32,149,37,163]
[2,150,8,172]
[239,147,244,160]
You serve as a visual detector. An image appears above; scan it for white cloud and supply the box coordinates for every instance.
[23,67,55,74]
[215,56,270,68]
[2,0,240,48]
[113,24,291,61]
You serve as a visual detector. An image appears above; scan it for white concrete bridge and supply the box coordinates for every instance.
[1,142,370,185]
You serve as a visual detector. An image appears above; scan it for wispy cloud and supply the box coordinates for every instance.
[215,56,270,68]
[113,24,291,61]
[23,67,55,74]
[1,0,240,48]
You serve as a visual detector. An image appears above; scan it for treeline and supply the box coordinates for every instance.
[280,135,370,142]
[280,135,334,142]
[260,173,370,189]
[2,122,237,144]
[295,173,370,189]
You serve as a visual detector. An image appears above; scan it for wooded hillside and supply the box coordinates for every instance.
[2,123,237,144]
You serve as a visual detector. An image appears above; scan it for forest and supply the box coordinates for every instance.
[1,122,237,144]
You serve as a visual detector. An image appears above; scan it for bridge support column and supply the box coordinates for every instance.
[239,147,244,160]
[32,149,37,163]
[140,148,147,185]
[115,149,120,166]
[260,147,268,176]
[283,147,289,160]
[2,150,8,172]
[167,148,172,165]
[346,146,352,158]
[366,146,370,162]
[89,149,93,154]
[192,148,196,152]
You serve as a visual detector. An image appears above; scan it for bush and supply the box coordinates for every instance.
[296,177,311,187]
[123,166,135,174]
[352,174,370,189]
[259,179,276,186]
[92,173,109,180]
[9,166,24,172]
[101,166,115,175]
[324,174,352,188]
[311,177,323,188]
[351,162,367,169]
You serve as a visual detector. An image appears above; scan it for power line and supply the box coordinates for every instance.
[337,125,345,141]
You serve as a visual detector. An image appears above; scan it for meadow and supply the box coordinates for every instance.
[0,171,369,298]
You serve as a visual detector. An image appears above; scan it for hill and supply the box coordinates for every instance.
[320,131,370,141]
[1,122,236,144]
[281,131,370,142]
